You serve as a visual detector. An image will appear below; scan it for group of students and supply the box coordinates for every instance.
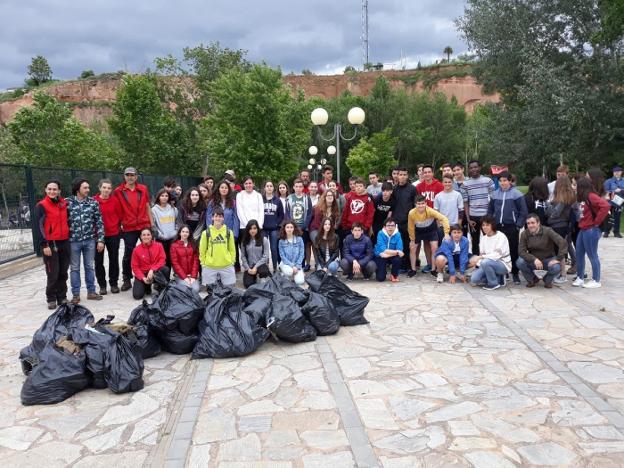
[36,162,622,309]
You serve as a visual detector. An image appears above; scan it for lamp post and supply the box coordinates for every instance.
[310,107,365,184]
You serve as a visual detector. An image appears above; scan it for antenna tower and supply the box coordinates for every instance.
[361,0,369,68]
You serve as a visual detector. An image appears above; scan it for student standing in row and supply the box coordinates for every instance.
[177,187,206,241]
[236,176,265,231]
[94,179,122,295]
[392,167,416,271]
[199,207,237,288]
[340,178,374,239]
[371,182,395,244]
[262,180,284,272]
[407,195,450,277]
[604,165,624,238]
[462,160,494,255]
[367,172,382,198]
[151,189,178,271]
[286,179,313,270]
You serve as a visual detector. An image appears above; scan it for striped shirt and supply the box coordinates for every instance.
[461,176,494,217]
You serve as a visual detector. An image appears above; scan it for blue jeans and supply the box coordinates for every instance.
[576,227,602,282]
[263,229,280,271]
[471,258,507,288]
[70,239,96,295]
[516,256,561,286]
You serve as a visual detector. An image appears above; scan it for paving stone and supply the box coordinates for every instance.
[195,407,237,443]
[238,415,272,433]
[272,411,340,431]
[265,430,300,448]
[83,425,127,453]
[373,427,446,454]
[448,420,481,436]
[1,441,82,466]
[217,433,261,461]
[568,361,624,384]
[579,441,624,454]
[0,425,43,450]
[300,430,349,450]
[464,451,516,468]
[245,365,291,399]
[337,357,371,378]
[97,392,160,426]
[498,348,543,376]
[518,442,578,465]
[389,396,438,421]
[583,426,624,440]
[129,408,166,443]
[425,401,482,423]
[552,399,607,426]
[72,450,148,468]
[293,369,328,391]
[379,455,424,468]
[355,398,400,430]
[187,444,211,468]
[237,400,283,416]
[449,437,497,451]
[302,451,355,468]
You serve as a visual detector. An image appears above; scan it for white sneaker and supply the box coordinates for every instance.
[483,284,501,291]
[436,272,444,283]
[553,276,567,284]
[572,277,584,287]
[582,280,602,289]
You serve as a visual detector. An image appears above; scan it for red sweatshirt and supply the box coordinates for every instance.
[94,194,122,237]
[416,179,444,208]
[579,193,610,230]
[131,241,166,281]
[170,240,200,279]
[340,192,374,230]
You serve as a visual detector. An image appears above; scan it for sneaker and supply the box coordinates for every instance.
[99,287,107,295]
[572,277,584,287]
[47,301,57,310]
[407,269,417,278]
[615,232,622,238]
[553,276,567,284]
[390,274,399,283]
[499,275,507,286]
[544,283,553,289]
[525,280,538,288]
[87,292,103,301]
[512,273,521,285]
[346,274,354,281]
[110,285,120,294]
[567,265,577,275]
[303,264,311,272]
[57,298,68,306]
[422,264,432,273]
[483,284,501,291]
[121,280,132,291]
[582,280,602,289]
[603,232,609,238]
[436,272,444,283]
[71,295,80,304]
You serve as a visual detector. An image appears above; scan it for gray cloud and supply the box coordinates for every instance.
[0,0,468,90]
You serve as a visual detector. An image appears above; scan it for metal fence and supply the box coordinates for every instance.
[0,164,201,264]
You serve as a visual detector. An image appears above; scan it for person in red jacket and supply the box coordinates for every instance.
[572,177,611,289]
[339,178,374,242]
[131,228,169,299]
[170,225,200,293]
[114,167,153,292]
[94,178,122,295]
[416,165,444,208]
[36,179,71,309]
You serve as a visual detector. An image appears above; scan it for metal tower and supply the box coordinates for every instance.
[361,0,369,67]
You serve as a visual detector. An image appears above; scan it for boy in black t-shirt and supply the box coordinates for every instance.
[372,182,395,244]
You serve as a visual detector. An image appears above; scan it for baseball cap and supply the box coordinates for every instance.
[225,169,236,177]
[124,167,137,175]
[613,165,623,172]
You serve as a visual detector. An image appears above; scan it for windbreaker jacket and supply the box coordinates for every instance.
[131,241,166,281]
[278,236,305,267]
[36,196,70,247]
[170,240,199,279]
[343,234,374,264]
[206,200,240,238]
[374,228,404,257]
[67,195,105,243]
[435,236,470,275]
[94,194,122,237]
[488,187,528,228]
[114,182,151,232]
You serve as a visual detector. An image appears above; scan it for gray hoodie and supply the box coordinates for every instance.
[240,236,270,270]
[151,204,178,240]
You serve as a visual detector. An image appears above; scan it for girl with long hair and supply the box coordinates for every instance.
[546,176,576,282]
[206,181,240,237]
[239,219,271,288]
[313,217,340,275]
[169,225,200,293]
[278,220,305,285]
[524,176,550,225]
[198,183,211,204]
[262,180,284,271]
[309,188,340,244]
[236,176,265,230]
[130,228,169,299]
[277,180,290,216]
[177,187,207,240]
[151,189,178,271]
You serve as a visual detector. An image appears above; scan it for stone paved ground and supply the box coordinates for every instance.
[1,237,624,467]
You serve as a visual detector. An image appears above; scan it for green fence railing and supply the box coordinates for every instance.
[0,164,202,264]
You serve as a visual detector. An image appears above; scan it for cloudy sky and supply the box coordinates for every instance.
[0,0,468,90]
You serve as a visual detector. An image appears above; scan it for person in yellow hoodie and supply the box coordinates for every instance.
[199,207,237,287]
[407,195,450,277]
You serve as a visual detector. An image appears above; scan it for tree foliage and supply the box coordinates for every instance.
[27,55,53,86]
[201,64,309,182]
[346,128,398,178]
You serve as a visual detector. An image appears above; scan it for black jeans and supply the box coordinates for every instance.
[243,264,271,288]
[43,239,70,303]
[132,266,170,300]
[375,255,401,281]
[121,230,141,281]
[95,234,120,288]
[339,258,377,278]
[469,216,484,255]
[498,224,520,275]
[398,222,411,270]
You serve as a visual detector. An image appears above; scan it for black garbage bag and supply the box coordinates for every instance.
[128,301,161,359]
[267,294,317,343]
[71,325,114,389]
[149,282,204,334]
[20,343,90,405]
[20,304,94,375]
[193,293,269,359]
[242,297,271,326]
[105,332,145,393]
[301,291,340,336]
[157,328,199,354]
[306,270,369,326]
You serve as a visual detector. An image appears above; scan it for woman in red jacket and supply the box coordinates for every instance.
[170,225,200,293]
[131,228,169,299]
[36,179,71,309]
[572,177,611,289]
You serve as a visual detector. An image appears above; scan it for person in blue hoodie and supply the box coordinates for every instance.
[487,171,528,285]
[434,224,470,284]
[340,223,377,280]
[374,217,404,282]
[262,180,284,271]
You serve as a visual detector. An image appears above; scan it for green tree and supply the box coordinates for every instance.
[109,74,198,174]
[0,126,19,163]
[443,46,454,62]
[27,55,53,86]
[7,93,118,169]
[346,128,398,178]
[80,70,95,79]
[201,64,310,181]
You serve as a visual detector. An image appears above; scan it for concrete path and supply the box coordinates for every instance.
[1,237,623,467]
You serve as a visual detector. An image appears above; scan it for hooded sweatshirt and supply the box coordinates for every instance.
[263,195,284,231]
[151,204,178,240]
[236,190,265,229]
[416,179,444,208]
[340,192,375,230]
[199,224,236,269]
[435,236,470,275]
[488,186,528,228]
[374,227,404,257]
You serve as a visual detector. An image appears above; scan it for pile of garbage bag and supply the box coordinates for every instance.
[19,272,368,405]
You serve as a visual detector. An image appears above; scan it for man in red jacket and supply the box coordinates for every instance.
[94,179,122,295]
[416,165,444,208]
[340,178,374,241]
[114,167,154,291]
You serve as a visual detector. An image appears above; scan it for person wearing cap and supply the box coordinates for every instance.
[114,167,153,292]
[604,165,624,238]
[224,170,242,192]
[517,213,568,288]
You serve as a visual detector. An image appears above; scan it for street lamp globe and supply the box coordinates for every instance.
[311,108,329,126]
[317,164,322,170]
[347,107,365,125]
[327,145,337,155]
[320,158,327,165]
[307,164,313,170]
[308,145,318,156]
[308,158,316,165]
